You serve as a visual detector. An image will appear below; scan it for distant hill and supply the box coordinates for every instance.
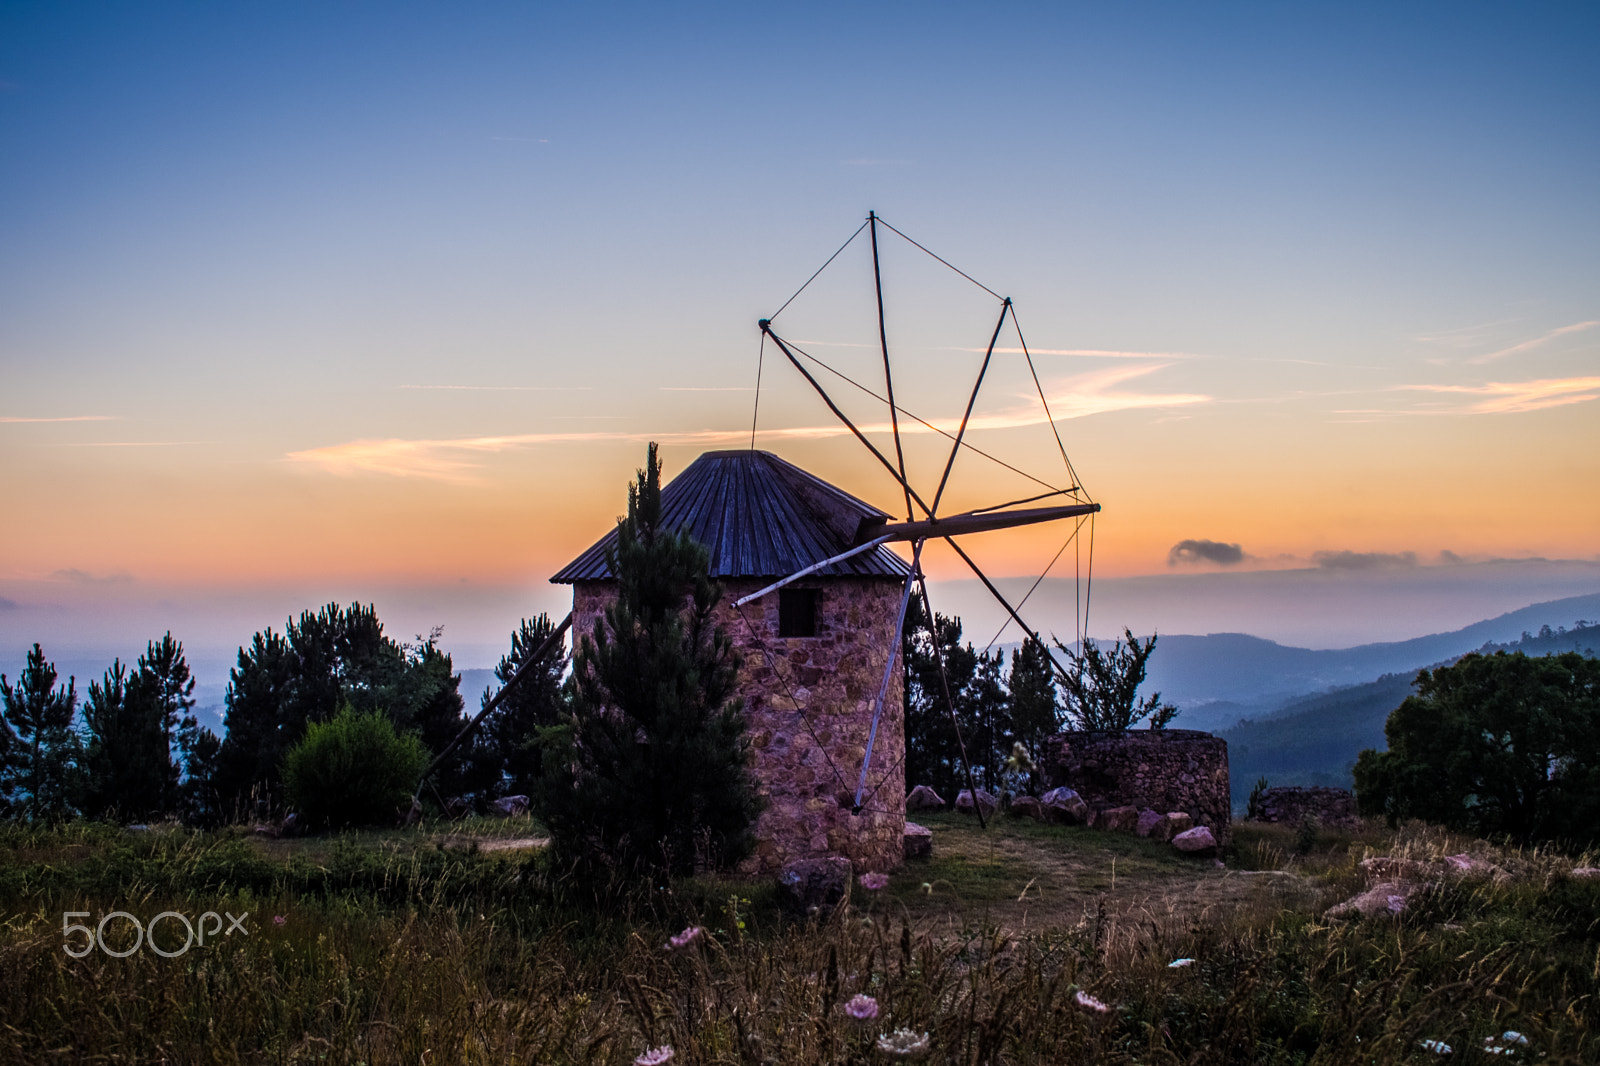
[1219,620,1600,808]
[1148,591,1600,731]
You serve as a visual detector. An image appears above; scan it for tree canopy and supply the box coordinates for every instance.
[1353,650,1600,847]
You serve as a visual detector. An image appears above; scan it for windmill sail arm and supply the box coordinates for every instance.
[853,502,1100,545]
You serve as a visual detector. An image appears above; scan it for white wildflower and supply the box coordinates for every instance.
[874,1028,931,1059]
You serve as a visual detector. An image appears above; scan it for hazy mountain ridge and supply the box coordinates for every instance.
[1220,615,1600,806]
[1148,591,1600,730]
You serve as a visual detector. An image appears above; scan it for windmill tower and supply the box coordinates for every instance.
[552,449,916,873]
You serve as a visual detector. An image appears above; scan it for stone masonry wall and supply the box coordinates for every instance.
[571,576,906,875]
[1249,786,1358,828]
[1041,729,1231,845]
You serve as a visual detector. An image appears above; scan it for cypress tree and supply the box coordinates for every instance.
[534,443,761,880]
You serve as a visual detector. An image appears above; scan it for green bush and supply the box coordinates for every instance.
[282,706,428,829]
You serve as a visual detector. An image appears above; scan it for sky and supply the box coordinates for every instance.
[2,1,1597,685]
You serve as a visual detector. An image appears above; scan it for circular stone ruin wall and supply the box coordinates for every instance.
[1041,729,1231,845]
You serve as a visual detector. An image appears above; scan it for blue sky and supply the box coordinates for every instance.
[2,1,1597,675]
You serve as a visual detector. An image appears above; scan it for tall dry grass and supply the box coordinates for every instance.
[0,819,1595,1064]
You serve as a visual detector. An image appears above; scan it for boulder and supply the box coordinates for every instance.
[1135,809,1163,837]
[444,796,472,820]
[1151,812,1192,842]
[1172,825,1217,855]
[1009,796,1044,821]
[1041,787,1089,825]
[1097,805,1140,833]
[955,788,999,819]
[777,857,853,916]
[1325,879,1429,920]
[1440,853,1498,877]
[904,821,933,861]
[906,785,946,811]
[491,794,530,818]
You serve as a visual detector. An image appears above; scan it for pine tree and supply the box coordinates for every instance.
[79,633,198,821]
[482,614,569,798]
[1053,628,1178,732]
[534,443,761,880]
[1007,635,1060,767]
[1,644,81,820]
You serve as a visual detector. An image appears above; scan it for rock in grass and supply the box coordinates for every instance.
[491,795,530,817]
[1041,787,1089,825]
[955,789,999,819]
[1572,867,1600,879]
[1325,879,1430,919]
[1097,805,1140,833]
[1009,796,1044,821]
[1172,825,1217,855]
[1135,809,1163,837]
[1152,812,1192,842]
[777,856,853,916]
[903,821,932,860]
[906,785,946,811]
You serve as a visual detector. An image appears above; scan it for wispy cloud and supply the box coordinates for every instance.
[397,385,590,391]
[288,364,1208,481]
[1398,375,1600,414]
[0,415,118,423]
[51,568,133,585]
[1468,320,1599,365]
[955,346,1202,360]
[57,440,214,447]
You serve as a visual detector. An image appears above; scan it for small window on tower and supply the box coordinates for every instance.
[778,588,820,638]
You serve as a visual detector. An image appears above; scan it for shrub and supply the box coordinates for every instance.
[281,706,429,829]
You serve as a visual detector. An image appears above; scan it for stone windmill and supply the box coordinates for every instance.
[426,213,1100,872]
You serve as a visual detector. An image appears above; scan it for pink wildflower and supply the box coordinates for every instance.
[1074,990,1112,1014]
[272,915,286,926]
[859,872,890,891]
[842,993,879,1021]
[634,1047,674,1066]
[666,925,705,950]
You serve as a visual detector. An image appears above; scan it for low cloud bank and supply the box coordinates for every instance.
[1312,550,1419,571]
[1168,539,1246,567]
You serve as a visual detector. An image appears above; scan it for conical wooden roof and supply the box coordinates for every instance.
[551,450,912,582]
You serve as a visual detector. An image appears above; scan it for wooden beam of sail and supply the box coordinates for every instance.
[855,501,1100,545]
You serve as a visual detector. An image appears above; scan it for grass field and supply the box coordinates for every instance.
[1,814,1595,1064]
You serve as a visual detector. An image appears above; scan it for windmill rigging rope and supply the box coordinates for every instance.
[875,216,1005,302]
[767,219,871,322]
[749,331,766,450]
[980,515,1085,654]
[783,340,1070,496]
